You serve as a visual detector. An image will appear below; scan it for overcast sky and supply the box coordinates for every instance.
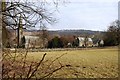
[47,0,119,31]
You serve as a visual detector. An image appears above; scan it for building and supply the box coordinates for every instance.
[77,37,93,47]
[25,35,48,48]
[77,37,85,47]
[92,39,104,47]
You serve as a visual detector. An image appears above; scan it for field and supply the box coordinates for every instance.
[26,47,118,78]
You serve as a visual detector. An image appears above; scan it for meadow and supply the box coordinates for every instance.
[26,47,118,78]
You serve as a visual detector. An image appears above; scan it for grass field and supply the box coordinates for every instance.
[24,47,118,78]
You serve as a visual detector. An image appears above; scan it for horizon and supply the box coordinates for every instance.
[22,28,105,32]
[47,28,105,32]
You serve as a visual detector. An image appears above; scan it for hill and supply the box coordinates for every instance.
[48,29,104,37]
[8,28,105,38]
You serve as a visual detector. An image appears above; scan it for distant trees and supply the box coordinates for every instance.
[62,35,75,47]
[47,35,83,48]
[60,36,69,48]
[47,36,64,48]
[72,37,79,47]
[103,20,120,46]
[47,35,79,48]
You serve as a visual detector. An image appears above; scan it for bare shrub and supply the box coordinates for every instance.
[2,49,66,79]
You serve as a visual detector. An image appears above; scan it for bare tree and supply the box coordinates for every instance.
[2,0,57,28]
[1,0,61,47]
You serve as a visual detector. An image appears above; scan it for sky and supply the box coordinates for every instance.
[47,0,119,31]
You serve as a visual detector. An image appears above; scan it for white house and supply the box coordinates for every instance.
[87,38,93,47]
[25,35,39,48]
[77,37,85,47]
[25,35,46,48]
[92,39,104,47]
[77,37,93,47]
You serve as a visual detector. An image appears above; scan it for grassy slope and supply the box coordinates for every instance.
[27,47,118,78]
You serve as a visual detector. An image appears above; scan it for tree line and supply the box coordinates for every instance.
[103,20,120,46]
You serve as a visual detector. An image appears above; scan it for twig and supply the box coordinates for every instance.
[27,53,47,79]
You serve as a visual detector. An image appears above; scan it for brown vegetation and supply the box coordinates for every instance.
[2,49,66,79]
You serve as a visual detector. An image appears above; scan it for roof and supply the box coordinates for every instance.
[88,38,92,42]
[77,37,85,41]
[25,35,39,42]
[77,37,93,42]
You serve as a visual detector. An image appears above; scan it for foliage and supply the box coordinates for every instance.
[47,36,64,48]
[60,36,69,48]
[103,20,120,46]
[72,38,79,47]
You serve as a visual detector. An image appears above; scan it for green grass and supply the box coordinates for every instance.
[20,47,119,78]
